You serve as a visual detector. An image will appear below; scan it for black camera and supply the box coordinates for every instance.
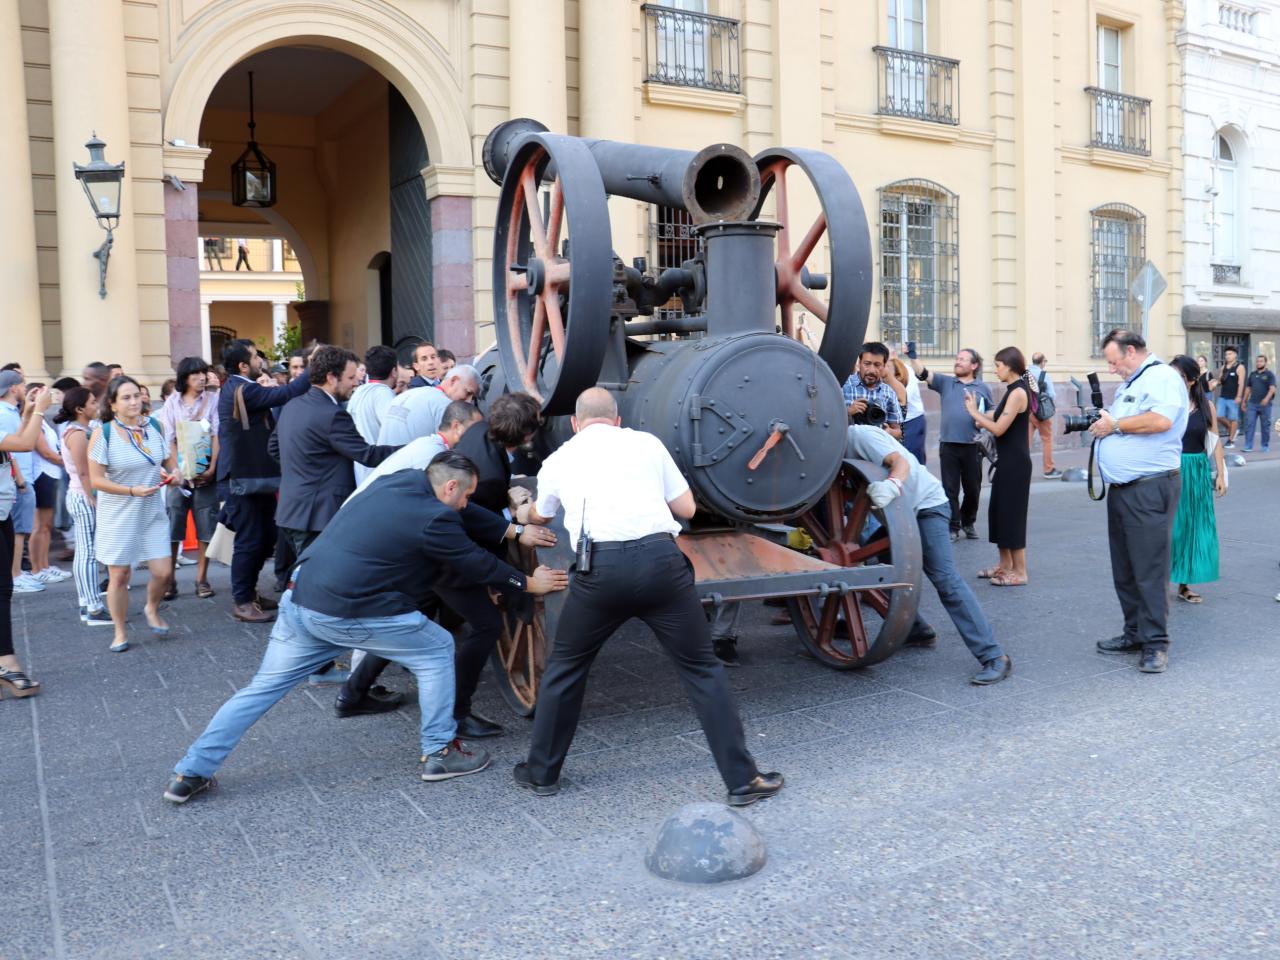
[1063,373,1105,434]
[850,402,887,428]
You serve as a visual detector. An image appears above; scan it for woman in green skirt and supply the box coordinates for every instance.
[1169,355,1227,603]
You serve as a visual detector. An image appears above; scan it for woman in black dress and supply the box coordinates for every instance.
[963,346,1032,586]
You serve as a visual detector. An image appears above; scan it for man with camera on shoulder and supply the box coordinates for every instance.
[1088,329,1188,674]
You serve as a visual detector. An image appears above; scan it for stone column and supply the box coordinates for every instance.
[423,164,476,357]
[199,300,211,363]
[48,0,143,378]
[271,299,290,349]
[579,0,638,258]
[0,2,48,377]
[165,182,201,364]
[271,239,283,273]
[509,0,567,131]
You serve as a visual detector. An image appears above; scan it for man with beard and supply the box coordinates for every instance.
[269,345,402,560]
[842,342,903,440]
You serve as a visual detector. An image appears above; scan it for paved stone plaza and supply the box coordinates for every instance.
[5,462,1280,960]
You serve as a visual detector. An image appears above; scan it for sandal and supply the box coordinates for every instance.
[162,580,179,602]
[1177,586,1202,604]
[195,581,216,599]
[977,567,1007,579]
[990,573,1028,587]
[0,667,40,699]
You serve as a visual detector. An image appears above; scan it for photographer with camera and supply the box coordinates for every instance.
[842,342,903,440]
[1087,330,1188,674]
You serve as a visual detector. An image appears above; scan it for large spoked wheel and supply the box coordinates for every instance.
[754,148,873,382]
[787,459,922,669]
[493,134,613,416]
[488,522,573,717]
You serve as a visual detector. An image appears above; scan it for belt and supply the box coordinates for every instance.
[1111,468,1179,490]
[591,532,674,551]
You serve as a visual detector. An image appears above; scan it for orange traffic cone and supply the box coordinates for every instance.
[183,513,199,552]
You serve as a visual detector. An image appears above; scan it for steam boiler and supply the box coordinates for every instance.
[477,119,922,715]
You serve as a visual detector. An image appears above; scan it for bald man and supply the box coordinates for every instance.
[515,388,783,807]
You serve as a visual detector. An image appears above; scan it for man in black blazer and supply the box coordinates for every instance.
[218,339,310,622]
[346,391,544,739]
[269,345,401,559]
[164,451,570,804]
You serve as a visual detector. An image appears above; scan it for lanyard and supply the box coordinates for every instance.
[1123,359,1160,392]
[119,421,159,466]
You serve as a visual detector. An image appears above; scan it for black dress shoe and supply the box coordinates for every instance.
[904,624,937,648]
[1096,635,1143,655]
[713,637,741,667]
[334,689,404,718]
[456,713,504,739]
[1138,646,1168,673]
[512,761,560,796]
[727,772,784,807]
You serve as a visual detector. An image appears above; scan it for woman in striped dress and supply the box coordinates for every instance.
[55,387,110,625]
[87,377,177,652]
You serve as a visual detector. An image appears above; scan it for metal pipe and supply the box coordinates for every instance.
[623,315,708,336]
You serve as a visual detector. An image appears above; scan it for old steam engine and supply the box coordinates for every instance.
[478,119,923,714]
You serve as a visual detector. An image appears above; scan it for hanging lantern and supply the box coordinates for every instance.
[231,71,276,207]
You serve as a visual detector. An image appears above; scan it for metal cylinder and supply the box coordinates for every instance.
[698,221,780,337]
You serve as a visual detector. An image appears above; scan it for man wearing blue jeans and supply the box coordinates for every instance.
[1242,355,1275,453]
[164,451,567,803]
[845,425,1012,685]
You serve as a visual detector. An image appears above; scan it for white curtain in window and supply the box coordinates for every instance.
[1213,134,1237,263]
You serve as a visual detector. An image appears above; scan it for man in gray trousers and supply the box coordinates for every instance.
[1088,329,1188,674]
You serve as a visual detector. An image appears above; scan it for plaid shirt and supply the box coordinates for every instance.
[841,374,903,424]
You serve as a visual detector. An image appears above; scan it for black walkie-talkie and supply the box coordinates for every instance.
[575,499,593,574]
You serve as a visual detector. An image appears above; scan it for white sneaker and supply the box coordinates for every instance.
[38,566,72,582]
[13,573,45,593]
[175,553,196,567]
[1275,591,1280,603]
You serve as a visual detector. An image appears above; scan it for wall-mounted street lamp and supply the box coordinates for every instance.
[73,133,126,299]
[231,71,277,207]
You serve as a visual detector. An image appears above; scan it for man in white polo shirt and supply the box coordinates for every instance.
[514,387,782,808]
[1088,329,1188,674]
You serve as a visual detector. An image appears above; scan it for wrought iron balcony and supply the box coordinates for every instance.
[641,4,741,95]
[872,47,960,126]
[1085,87,1151,157]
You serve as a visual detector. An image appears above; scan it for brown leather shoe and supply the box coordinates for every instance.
[232,602,275,623]
[254,593,279,611]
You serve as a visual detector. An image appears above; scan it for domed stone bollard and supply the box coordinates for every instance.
[645,802,767,884]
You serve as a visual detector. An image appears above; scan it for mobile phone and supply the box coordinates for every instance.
[906,341,918,360]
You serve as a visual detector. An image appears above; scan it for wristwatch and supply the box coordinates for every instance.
[1112,419,1123,436]
[513,523,526,539]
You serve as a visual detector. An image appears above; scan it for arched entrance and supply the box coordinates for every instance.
[161,6,475,365]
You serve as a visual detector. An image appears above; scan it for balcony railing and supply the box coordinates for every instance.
[1219,2,1257,34]
[1085,87,1151,156]
[641,4,741,94]
[872,47,960,126]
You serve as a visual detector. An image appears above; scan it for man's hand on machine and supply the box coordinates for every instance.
[526,565,569,595]
[867,477,903,509]
[519,524,556,548]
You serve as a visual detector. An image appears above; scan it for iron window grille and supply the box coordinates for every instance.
[872,47,960,126]
[641,4,741,94]
[878,180,960,358]
[648,204,703,325]
[1085,87,1151,156]
[1212,263,1242,286]
[1211,333,1247,368]
[1090,203,1146,356]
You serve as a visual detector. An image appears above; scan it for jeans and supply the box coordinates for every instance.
[912,506,1004,664]
[1243,403,1272,451]
[174,591,457,779]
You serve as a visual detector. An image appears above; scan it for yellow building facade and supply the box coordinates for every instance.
[7,0,1185,384]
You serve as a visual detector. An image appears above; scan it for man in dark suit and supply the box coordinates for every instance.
[163,451,571,804]
[217,339,310,622]
[335,391,554,736]
[269,345,401,558]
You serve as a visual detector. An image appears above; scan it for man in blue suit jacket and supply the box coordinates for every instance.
[164,451,569,803]
[268,345,401,558]
[217,339,310,622]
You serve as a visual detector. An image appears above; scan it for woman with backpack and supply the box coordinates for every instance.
[963,346,1033,587]
[87,376,177,652]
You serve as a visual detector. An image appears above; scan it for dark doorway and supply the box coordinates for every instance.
[389,84,433,345]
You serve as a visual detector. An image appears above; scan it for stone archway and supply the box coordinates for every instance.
[162,1,472,169]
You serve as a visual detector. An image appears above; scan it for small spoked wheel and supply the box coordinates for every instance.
[493,134,613,415]
[787,459,921,669]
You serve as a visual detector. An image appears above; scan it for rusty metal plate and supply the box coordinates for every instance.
[676,531,837,583]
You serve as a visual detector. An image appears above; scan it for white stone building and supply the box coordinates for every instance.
[1180,0,1280,367]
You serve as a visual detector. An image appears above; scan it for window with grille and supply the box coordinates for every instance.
[648,204,701,321]
[878,180,959,358]
[1090,203,1145,356]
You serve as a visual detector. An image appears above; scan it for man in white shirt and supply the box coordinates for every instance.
[376,365,481,446]
[514,387,783,807]
[346,401,480,505]
[346,345,399,485]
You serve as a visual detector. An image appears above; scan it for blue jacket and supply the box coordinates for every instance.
[216,372,310,491]
[290,468,525,619]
